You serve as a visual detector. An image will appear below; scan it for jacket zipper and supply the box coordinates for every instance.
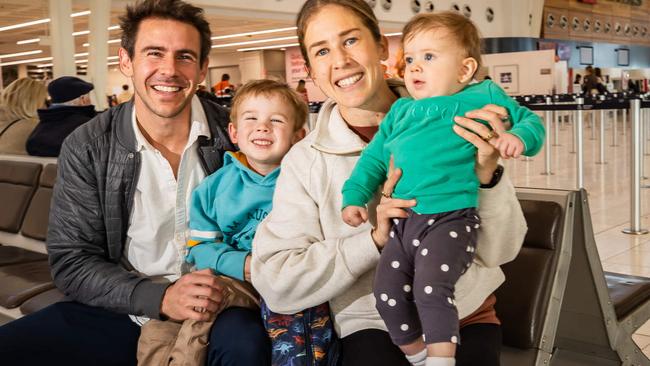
[303,309,313,365]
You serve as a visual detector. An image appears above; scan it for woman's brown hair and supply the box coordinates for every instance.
[296,0,382,67]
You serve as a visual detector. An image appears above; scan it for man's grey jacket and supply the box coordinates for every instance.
[47,97,236,319]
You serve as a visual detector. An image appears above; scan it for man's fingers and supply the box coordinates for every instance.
[181,271,224,291]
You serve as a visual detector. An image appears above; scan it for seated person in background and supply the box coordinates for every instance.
[341,12,544,366]
[26,76,97,157]
[214,73,233,97]
[117,84,134,104]
[196,84,221,104]
[0,77,47,155]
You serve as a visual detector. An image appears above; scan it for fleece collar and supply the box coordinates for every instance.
[310,78,409,155]
[224,151,279,186]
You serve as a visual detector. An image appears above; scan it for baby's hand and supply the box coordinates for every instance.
[492,132,524,159]
[342,206,368,227]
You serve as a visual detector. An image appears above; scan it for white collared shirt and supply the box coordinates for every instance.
[124,96,210,283]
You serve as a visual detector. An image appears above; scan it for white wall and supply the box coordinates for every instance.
[483,49,555,95]
[106,66,131,97]
[284,46,326,102]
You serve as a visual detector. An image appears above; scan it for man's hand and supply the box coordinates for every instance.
[160,269,224,321]
[244,255,252,283]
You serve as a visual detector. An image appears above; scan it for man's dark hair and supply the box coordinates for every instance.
[119,0,212,65]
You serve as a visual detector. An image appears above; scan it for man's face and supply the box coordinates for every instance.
[118,18,207,121]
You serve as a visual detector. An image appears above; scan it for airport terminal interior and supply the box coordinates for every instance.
[2,0,650,365]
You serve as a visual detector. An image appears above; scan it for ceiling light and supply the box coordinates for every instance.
[0,56,53,67]
[36,63,53,67]
[0,50,43,59]
[107,61,119,66]
[74,52,89,58]
[212,36,297,49]
[385,32,402,37]
[237,43,299,52]
[83,38,120,47]
[71,10,91,17]
[212,27,297,40]
[17,38,41,45]
[0,19,50,32]
[17,24,120,44]
[75,56,118,64]
[0,10,91,33]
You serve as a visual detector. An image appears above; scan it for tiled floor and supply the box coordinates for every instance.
[502,109,650,357]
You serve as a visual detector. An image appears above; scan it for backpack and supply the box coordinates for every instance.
[261,300,341,366]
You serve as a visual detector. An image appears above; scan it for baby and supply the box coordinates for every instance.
[341,12,545,366]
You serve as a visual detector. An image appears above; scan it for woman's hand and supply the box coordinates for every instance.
[453,104,509,184]
[371,158,416,250]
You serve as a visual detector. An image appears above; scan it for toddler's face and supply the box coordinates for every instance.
[403,29,468,100]
[229,94,303,174]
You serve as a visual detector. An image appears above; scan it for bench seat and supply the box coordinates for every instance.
[605,272,650,320]
[19,288,67,315]
[0,245,48,266]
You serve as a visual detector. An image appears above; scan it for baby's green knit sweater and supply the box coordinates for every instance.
[342,80,545,214]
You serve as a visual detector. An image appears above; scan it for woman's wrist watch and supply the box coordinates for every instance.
[479,164,504,189]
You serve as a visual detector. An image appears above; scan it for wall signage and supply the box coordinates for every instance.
[606,0,643,6]
[579,0,643,5]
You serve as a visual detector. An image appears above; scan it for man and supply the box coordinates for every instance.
[0,1,271,365]
[26,76,97,157]
[117,84,134,104]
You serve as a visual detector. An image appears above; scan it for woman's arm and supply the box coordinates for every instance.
[251,147,381,314]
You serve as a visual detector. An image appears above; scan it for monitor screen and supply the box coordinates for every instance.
[557,43,571,61]
[617,48,629,66]
[579,46,593,65]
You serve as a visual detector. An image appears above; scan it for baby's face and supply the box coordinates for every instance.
[403,29,468,100]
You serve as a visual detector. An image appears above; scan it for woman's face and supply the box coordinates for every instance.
[303,5,388,110]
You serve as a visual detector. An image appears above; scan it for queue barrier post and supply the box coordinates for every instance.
[597,108,607,164]
[622,99,648,235]
[542,96,554,175]
[576,97,585,189]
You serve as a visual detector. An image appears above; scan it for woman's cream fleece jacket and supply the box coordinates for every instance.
[251,83,528,338]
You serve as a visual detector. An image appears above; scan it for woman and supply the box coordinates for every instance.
[251,1,527,365]
[0,78,47,155]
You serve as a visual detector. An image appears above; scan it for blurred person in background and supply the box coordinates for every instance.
[295,79,309,103]
[214,73,233,97]
[117,84,134,104]
[26,76,97,157]
[0,77,47,155]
